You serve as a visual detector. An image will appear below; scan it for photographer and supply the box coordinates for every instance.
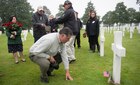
[32,6,48,42]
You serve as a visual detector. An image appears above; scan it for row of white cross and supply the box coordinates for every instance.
[103,25,140,38]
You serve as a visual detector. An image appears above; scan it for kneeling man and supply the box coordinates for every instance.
[29,27,73,83]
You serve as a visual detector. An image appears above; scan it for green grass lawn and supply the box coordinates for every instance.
[0,29,140,85]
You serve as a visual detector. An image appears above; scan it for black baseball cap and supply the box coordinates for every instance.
[63,1,72,7]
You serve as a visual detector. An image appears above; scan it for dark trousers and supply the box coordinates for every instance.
[74,32,81,48]
[88,35,100,51]
[34,36,41,43]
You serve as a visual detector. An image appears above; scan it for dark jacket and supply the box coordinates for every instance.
[32,12,48,38]
[86,17,99,36]
[5,24,22,44]
[48,18,58,32]
[77,18,82,33]
[55,7,78,35]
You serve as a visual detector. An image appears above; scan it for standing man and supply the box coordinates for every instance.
[55,1,78,63]
[74,12,83,49]
[29,27,73,83]
[32,6,48,42]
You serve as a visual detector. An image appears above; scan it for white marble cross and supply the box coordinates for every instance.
[125,24,130,32]
[30,29,33,36]
[137,23,140,34]
[111,31,126,84]
[114,23,117,31]
[0,31,2,35]
[22,30,28,41]
[122,26,126,37]
[130,23,134,39]
[100,28,105,57]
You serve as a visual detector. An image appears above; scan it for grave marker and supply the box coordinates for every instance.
[111,31,126,84]
[100,28,105,56]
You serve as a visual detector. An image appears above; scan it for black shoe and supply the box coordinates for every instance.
[47,71,55,76]
[50,62,59,70]
[69,59,76,64]
[40,77,49,83]
[78,46,81,49]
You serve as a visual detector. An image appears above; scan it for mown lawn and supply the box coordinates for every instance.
[0,29,140,85]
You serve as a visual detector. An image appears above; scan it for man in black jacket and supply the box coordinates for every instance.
[32,6,48,42]
[55,1,78,63]
[74,12,83,49]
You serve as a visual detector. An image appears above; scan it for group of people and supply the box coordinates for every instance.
[2,0,100,83]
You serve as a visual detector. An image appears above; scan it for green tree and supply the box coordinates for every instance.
[102,1,140,27]
[135,11,140,23]
[102,11,116,27]
[81,1,95,25]
[127,8,137,23]
[0,0,33,29]
[43,6,51,16]
[114,2,129,24]
[55,4,64,18]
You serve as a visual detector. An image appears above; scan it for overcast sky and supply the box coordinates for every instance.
[27,0,139,18]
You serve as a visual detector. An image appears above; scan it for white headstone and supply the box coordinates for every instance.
[0,31,2,35]
[30,29,33,36]
[117,23,120,31]
[130,23,134,39]
[82,25,86,30]
[111,31,126,84]
[22,30,28,41]
[100,23,104,28]
[122,25,126,37]
[138,23,140,34]
[114,23,117,31]
[100,28,105,57]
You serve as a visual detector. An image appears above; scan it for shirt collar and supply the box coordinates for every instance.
[57,33,62,44]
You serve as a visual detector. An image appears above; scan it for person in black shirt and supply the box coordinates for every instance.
[74,12,83,48]
[85,10,100,53]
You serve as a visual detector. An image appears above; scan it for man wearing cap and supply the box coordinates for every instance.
[32,6,48,42]
[55,0,78,63]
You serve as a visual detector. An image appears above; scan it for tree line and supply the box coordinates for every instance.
[81,1,140,26]
[102,2,140,27]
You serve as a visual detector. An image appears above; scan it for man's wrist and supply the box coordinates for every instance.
[65,69,69,74]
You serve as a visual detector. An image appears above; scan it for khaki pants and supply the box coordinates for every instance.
[29,53,62,78]
[65,35,76,61]
[29,55,50,78]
